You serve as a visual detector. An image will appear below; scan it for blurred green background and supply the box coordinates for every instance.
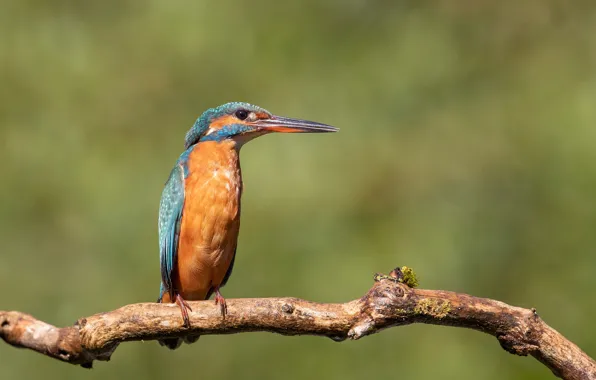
[1,1,595,379]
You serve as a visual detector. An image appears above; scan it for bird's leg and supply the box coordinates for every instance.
[214,287,227,318]
[175,294,193,328]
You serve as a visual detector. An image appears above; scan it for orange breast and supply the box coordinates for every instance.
[174,140,242,300]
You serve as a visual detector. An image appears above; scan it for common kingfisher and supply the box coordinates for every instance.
[157,102,337,349]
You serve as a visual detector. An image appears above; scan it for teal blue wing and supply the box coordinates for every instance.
[158,164,185,301]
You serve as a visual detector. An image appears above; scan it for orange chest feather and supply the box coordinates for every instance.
[175,141,243,298]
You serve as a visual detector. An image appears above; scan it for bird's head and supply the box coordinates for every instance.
[184,102,338,149]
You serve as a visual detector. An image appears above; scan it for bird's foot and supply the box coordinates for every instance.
[175,294,193,328]
[214,288,227,318]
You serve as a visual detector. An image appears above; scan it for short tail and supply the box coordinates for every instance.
[158,335,200,350]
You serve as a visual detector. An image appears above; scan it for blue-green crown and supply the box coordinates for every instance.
[184,102,269,148]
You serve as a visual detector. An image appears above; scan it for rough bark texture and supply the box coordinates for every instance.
[1,271,594,379]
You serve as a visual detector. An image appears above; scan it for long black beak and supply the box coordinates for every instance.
[253,115,338,133]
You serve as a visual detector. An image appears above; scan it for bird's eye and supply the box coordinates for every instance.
[235,110,249,120]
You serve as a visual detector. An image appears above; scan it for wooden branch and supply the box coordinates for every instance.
[1,269,594,379]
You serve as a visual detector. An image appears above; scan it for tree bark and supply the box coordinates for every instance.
[1,269,594,379]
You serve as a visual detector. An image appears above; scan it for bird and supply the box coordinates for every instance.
[157,102,337,349]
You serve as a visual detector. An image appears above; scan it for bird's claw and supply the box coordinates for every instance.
[214,289,227,318]
[175,294,193,328]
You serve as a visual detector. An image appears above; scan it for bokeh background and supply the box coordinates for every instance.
[2,1,595,379]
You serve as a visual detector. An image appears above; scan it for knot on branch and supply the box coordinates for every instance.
[0,312,17,344]
[497,311,542,357]
[498,332,539,356]
[281,303,295,314]
[348,270,416,339]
